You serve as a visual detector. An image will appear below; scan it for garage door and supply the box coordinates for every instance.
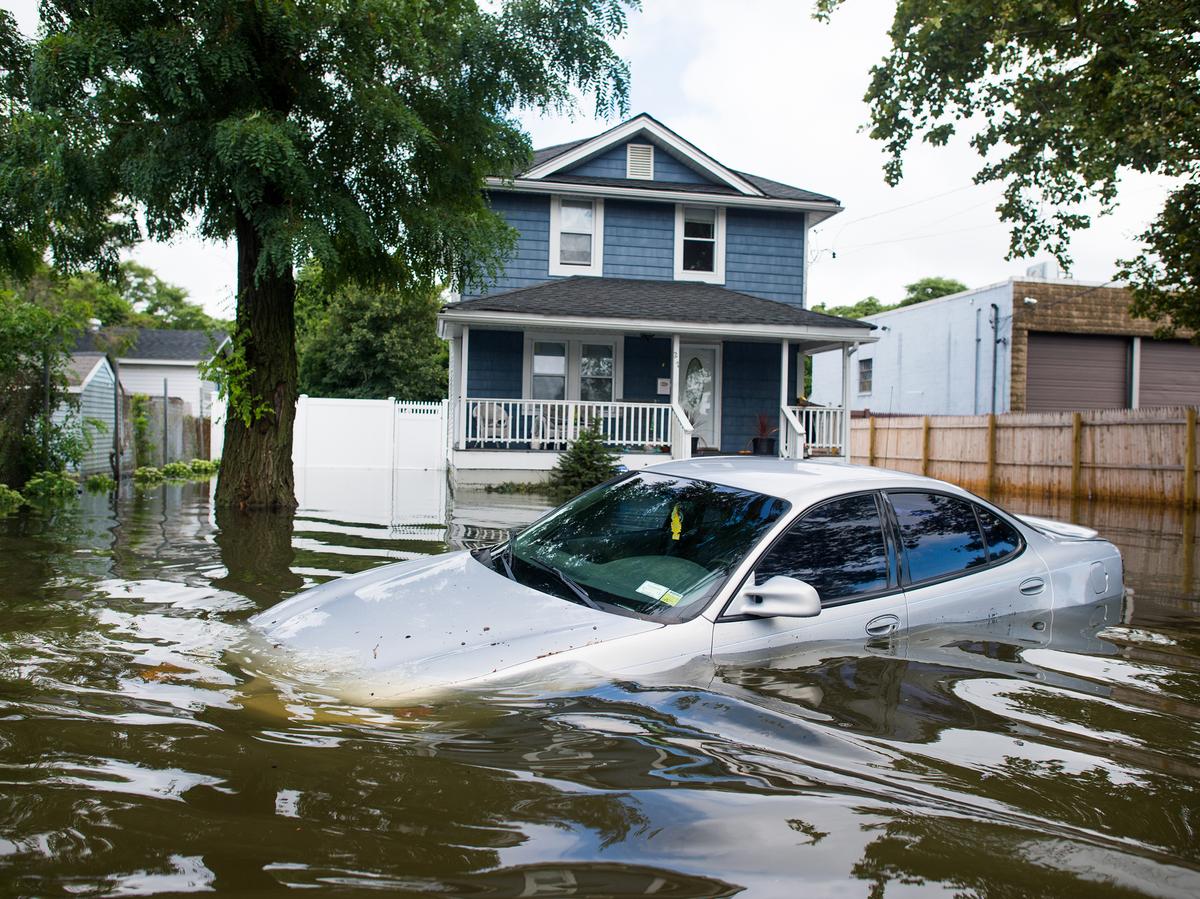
[1026,333,1130,412]
[1140,339,1200,408]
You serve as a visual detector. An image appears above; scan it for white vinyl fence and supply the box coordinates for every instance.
[210,395,448,470]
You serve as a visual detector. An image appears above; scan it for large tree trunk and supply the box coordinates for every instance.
[214,211,298,511]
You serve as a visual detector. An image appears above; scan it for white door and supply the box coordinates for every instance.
[680,344,719,452]
[711,492,908,661]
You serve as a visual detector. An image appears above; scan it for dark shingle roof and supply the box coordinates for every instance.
[75,328,227,361]
[530,137,589,169]
[449,278,871,330]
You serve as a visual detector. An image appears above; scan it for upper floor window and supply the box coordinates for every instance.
[674,205,725,283]
[858,358,873,394]
[549,197,604,277]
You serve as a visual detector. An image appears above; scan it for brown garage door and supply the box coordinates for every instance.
[1026,333,1130,411]
[1140,339,1200,408]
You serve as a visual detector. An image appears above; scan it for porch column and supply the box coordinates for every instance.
[841,343,853,460]
[779,340,790,458]
[447,334,460,452]
[459,325,470,451]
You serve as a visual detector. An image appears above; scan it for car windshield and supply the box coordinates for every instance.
[503,471,790,621]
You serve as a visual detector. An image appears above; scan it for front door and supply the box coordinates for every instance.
[680,344,720,452]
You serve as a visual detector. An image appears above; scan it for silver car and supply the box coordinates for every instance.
[249,459,1124,703]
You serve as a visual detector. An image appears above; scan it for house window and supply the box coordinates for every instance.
[626,143,654,179]
[674,205,725,283]
[580,344,614,401]
[549,197,604,277]
[532,341,567,400]
[858,357,873,394]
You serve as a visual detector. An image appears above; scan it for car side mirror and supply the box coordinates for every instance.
[727,575,822,619]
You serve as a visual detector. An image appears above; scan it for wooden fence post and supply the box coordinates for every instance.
[1071,412,1083,500]
[868,416,876,467]
[986,414,996,496]
[921,416,931,476]
[1185,407,1197,509]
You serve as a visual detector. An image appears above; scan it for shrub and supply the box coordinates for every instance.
[485,481,553,496]
[133,466,164,484]
[188,458,219,476]
[0,484,25,514]
[161,461,193,479]
[22,470,78,502]
[131,394,153,466]
[547,423,619,501]
[84,474,117,493]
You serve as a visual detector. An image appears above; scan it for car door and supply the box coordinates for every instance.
[885,490,1052,634]
[710,491,908,662]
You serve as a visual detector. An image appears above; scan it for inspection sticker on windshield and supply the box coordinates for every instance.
[659,591,682,606]
[637,580,668,600]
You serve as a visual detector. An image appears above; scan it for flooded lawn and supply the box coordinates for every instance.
[1,470,1198,896]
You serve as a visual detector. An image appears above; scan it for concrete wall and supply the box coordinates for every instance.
[811,281,1014,415]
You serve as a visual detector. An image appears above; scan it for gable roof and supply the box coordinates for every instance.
[444,277,873,335]
[516,113,840,207]
[74,328,228,362]
[65,352,112,392]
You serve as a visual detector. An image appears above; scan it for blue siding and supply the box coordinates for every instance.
[720,341,781,453]
[724,209,806,306]
[622,337,671,402]
[563,141,714,185]
[603,200,674,280]
[467,329,523,398]
[462,193,550,298]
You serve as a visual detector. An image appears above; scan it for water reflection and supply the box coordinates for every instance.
[0,472,1197,896]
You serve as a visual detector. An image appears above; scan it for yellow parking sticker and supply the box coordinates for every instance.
[660,591,682,606]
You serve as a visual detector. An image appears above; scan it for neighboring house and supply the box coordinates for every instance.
[437,113,875,485]
[53,352,119,477]
[75,328,229,417]
[810,273,1200,415]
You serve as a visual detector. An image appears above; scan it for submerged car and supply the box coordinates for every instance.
[248,459,1124,702]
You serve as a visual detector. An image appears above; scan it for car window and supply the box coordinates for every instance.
[889,492,988,584]
[976,505,1022,562]
[755,493,890,604]
[508,472,790,621]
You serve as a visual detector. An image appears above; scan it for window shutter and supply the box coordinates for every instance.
[626,143,654,180]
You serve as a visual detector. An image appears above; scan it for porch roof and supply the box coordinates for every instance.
[440,277,876,344]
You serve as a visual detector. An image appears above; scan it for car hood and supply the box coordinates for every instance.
[247,551,661,697]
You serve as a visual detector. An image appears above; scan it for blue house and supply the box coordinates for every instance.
[438,114,875,485]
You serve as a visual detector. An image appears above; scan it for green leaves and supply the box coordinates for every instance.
[821,0,1200,331]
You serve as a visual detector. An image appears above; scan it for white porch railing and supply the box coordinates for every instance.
[462,398,673,450]
[782,405,847,458]
[799,406,847,455]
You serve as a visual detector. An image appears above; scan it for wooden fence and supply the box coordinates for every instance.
[852,406,1199,507]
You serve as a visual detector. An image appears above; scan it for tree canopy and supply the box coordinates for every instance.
[817,0,1200,336]
[295,270,446,402]
[1,0,636,509]
[815,275,966,319]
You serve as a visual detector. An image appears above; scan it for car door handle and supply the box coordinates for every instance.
[1019,577,1046,596]
[865,614,900,637]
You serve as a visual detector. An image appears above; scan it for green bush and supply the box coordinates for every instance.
[22,470,78,501]
[485,481,553,496]
[161,461,193,479]
[0,484,25,514]
[188,458,219,476]
[547,424,620,501]
[84,474,117,493]
[131,394,153,466]
[133,466,164,484]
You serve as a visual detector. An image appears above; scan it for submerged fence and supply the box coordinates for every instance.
[852,406,1199,507]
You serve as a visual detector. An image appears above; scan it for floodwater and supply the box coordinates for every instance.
[1,469,1198,897]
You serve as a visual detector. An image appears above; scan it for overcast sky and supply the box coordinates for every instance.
[6,0,1174,317]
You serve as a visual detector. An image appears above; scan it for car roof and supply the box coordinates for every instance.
[643,457,970,508]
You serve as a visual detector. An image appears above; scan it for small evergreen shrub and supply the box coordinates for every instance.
[134,466,164,484]
[485,481,553,496]
[548,423,619,501]
[0,484,25,514]
[161,461,193,479]
[23,470,78,501]
[84,474,117,493]
[188,458,219,476]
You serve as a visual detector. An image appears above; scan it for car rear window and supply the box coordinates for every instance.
[889,492,988,584]
[976,505,1022,562]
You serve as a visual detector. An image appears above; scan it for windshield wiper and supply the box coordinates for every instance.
[516,552,602,611]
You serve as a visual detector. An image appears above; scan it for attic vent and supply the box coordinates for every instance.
[626,143,654,180]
